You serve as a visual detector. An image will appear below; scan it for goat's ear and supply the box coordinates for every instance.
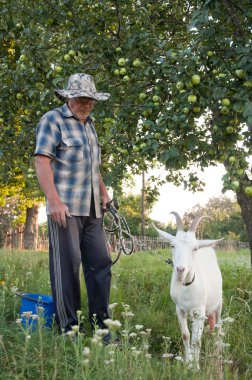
[197,238,223,249]
[153,224,174,243]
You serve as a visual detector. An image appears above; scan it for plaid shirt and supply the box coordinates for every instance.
[35,104,102,217]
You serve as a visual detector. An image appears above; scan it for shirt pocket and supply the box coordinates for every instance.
[58,137,84,162]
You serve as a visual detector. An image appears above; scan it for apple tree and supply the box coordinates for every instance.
[0,0,251,260]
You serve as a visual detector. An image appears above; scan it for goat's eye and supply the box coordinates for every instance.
[171,245,175,249]
[193,248,198,252]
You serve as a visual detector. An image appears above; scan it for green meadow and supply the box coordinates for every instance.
[0,248,251,379]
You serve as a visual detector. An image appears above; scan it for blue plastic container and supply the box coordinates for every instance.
[18,293,55,329]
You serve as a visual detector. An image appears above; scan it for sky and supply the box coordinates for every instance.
[38,163,235,225]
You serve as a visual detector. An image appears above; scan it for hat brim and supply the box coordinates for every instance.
[55,89,110,101]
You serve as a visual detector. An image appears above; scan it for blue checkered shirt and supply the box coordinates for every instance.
[35,104,102,217]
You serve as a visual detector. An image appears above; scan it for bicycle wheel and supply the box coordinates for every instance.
[118,215,134,255]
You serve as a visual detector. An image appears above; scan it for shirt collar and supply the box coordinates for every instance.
[59,103,93,123]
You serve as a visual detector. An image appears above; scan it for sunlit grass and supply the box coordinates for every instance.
[0,248,251,379]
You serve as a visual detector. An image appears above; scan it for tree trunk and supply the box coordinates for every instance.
[236,188,252,268]
[23,204,39,250]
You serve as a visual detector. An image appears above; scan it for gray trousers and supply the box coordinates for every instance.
[48,210,112,332]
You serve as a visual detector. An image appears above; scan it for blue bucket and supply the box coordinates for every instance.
[17,293,55,329]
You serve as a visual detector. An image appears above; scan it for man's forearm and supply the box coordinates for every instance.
[35,155,60,203]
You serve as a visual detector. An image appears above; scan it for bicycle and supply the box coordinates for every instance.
[102,201,134,265]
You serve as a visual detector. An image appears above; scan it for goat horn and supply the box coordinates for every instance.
[170,211,183,231]
[189,215,210,233]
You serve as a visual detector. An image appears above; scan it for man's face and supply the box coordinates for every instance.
[76,97,96,113]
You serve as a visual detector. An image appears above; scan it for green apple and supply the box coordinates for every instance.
[64,54,70,61]
[237,134,244,141]
[213,124,218,131]
[152,95,160,102]
[0,118,4,124]
[68,50,75,57]
[171,52,177,58]
[164,128,169,134]
[154,132,161,139]
[226,126,234,133]
[236,169,244,176]
[118,58,126,66]
[218,73,226,78]
[176,81,184,90]
[244,186,252,196]
[220,106,229,115]
[231,180,239,190]
[207,51,214,57]
[116,47,122,53]
[235,69,246,79]
[36,82,44,91]
[16,92,23,100]
[139,92,147,100]
[229,156,236,164]
[67,11,73,17]
[185,80,193,89]
[123,75,130,82]
[193,106,201,113]
[243,80,252,88]
[133,59,141,67]
[221,98,230,106]
[132,145,140,152]
[183,107,189,114]
[154,102,160,107]
[191,74,201,85]
[140,142,147,149]
[19,54,27,62]
[119,67,127,75]
[187,94,197,103]
[114,69,120,75]
[55,65,62,73]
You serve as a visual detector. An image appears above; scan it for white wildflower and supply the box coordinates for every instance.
[66,330,76,338]
[129,333,137,338]
[16,318,22,325]
[37,307,45,313]
[132,350,141,357]
[131,346,136,351]
[83,347,91,357]
[31,314,38,320]
[82,359,89,367]
[175,356,183,361]
[146,329,152,335]
[135,325,143,330]
[104,359,114,365]
[71,325,79,333]
[96,328,109,337]
[223,359,233,364]
[76,310,82,317]
[103,319,122,331]
[21,311,32,318]
[26,335,31,341]
[143,344,149,350]
[221,317,235,323]
[109,303,118,310]
[162,335,171,342]
[91,337,100,345]
[145,353,152,359]
[121,311,135,318]
[139,331,147,336]
[162,353,173,358]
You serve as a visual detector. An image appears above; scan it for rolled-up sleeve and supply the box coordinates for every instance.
[35,113,61,158]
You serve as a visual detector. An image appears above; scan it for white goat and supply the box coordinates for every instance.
[155,212,223,369]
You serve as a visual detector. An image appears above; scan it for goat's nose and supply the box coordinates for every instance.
[177,266,185,274]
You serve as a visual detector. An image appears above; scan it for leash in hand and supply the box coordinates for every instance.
[102,200,134,265]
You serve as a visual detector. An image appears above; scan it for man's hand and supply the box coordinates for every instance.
[48,200,71,227]
[101,195,112,211]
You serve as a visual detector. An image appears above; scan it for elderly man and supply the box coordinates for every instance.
[35,74,113,339]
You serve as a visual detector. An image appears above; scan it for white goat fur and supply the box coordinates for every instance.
[155,213,223,368]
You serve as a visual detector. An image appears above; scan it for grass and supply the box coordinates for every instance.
[0,248,251,379]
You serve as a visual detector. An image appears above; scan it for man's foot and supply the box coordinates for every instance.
[102,332,121,346]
